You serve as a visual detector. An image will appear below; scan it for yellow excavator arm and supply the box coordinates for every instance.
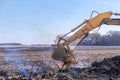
[63,11,112,45]
[52,11,120,68]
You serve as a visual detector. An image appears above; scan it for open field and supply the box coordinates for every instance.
[0,46,119,79]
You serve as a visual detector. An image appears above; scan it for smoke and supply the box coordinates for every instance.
[3,47,40,75]
[3,46,29,76]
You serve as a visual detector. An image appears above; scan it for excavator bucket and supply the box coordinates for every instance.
[52,44,67,62]
[52,44,78,66]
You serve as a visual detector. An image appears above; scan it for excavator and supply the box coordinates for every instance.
[52,11,120,69]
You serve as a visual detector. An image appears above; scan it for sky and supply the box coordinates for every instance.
[0,0,120,44]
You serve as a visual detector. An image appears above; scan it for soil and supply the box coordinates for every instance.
[0,55,119,80]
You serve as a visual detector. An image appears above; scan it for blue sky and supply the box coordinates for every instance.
[0,0,120,44]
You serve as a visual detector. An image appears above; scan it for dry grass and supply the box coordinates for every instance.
[0,46,120,68]
[0,46,119,79]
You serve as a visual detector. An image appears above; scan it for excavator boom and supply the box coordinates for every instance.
[103,19,120,25]
[63,11,113,45]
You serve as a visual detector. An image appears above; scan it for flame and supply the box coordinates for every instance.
[55,61,64,69]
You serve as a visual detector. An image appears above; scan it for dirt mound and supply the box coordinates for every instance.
[91,55,120,76]
[57,55,120,80]
[92,55,120,68]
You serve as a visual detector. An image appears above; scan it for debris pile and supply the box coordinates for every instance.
[71,55,120,80]
[91,55,120,76]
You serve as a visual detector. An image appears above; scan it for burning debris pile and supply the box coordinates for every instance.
[73,55,120,80]
[91,55,120,75]
[0,55,119,80]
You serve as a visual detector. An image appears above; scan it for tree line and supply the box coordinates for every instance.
[80,31,120,46]
[55,31,120,46]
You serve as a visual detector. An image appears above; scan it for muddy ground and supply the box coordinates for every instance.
[0,46,119,80]
[0,55,119,80]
